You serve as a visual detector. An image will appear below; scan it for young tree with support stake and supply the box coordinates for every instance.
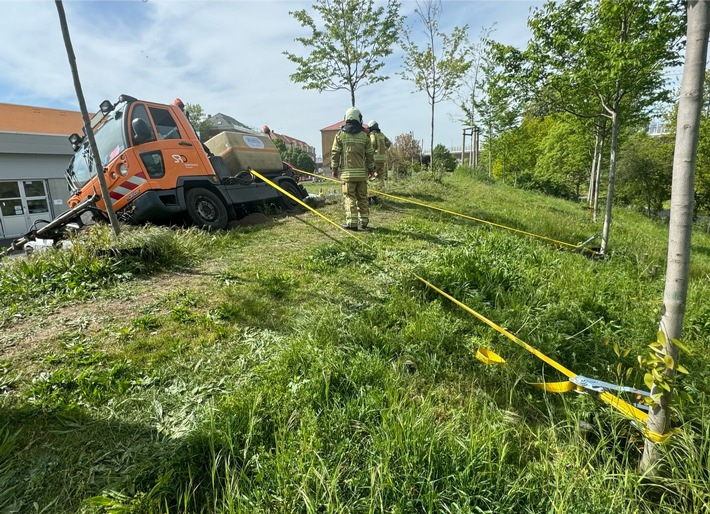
[55,0,120,238]
[399,0,470,173]
[640,0,710,474]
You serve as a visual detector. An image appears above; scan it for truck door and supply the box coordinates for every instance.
[129,104,207,186]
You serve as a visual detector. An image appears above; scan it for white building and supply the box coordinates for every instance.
[0,103,82,239]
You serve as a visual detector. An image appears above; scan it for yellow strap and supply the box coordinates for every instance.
[476,348,506,365]
[253,168,669,443]
[530,380,578,393]
[250,169,367,241]
[292,167,597,253]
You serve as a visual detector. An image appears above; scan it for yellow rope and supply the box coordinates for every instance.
[252,168,667,443]
[293,167,598,253]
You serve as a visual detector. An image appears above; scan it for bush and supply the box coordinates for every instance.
[432,144,457,173]
[517,171,575,199]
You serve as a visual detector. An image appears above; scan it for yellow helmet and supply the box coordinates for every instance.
[345,107,362,122]
[368,120,379,130]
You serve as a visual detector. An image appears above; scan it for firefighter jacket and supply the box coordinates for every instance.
[370,130,391,163]
[331,122,375,181]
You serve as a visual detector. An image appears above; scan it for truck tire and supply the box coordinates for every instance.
[186,187,228,230]
[278,180,305,211]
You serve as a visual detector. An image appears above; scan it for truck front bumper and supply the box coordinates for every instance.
[126,190,183,223]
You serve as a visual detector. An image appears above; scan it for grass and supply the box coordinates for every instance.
[1,171,709,513]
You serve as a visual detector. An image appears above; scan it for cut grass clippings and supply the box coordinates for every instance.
[1,172,709,513]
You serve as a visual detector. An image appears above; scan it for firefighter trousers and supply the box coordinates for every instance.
[342,180,369,228]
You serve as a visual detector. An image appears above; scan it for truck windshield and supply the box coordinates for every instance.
[67,103,128,189]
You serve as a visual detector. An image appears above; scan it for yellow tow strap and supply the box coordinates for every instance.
[292,168,598,254]
[251,169,668,443]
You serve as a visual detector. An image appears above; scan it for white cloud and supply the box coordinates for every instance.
[0,0,542,159]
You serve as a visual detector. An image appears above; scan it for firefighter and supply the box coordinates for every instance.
[368,120,391,184]
[331,107,375,230]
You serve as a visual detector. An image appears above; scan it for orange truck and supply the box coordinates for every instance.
[63,94,306,231]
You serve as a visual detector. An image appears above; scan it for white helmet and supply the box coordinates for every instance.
[345,107,362,122]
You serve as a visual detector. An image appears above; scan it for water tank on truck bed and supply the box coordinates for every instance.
[205,132,290,179]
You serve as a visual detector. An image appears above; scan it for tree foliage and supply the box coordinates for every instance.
[273,138,316,173]
[284,0,403,107]
[432,144,456,173]
[184,103,213,142]
[454,25,495,128]
[524,0,685,253]
[533,114,593,199]
[616,132,673,215]
[692,74,710,216]
[390,132,422,176]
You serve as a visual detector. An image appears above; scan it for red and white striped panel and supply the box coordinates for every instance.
[109,172,148,204]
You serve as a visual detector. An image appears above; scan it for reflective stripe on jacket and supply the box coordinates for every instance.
[331,130,374,180]
[370,132,391,163]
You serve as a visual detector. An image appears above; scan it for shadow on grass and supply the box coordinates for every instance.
[1,404,225,513]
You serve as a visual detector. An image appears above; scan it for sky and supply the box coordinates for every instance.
[0,0,545,160]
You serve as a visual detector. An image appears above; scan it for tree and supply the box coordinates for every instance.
[390,132,422,176]
[284,0,403,107]
[640,0,710,473]
[615,132,673,215]
[184,103,213,142]
[284,147,316,173]
[479,42,528,178]
[273,138,316,174]
[691,74,710,219]
[399,0,470,170]
[432,144,456,173]
[526,0,685,255]
[534,114,593,199]
[454,24,495,129]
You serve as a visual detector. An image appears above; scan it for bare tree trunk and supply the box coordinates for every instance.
[430,100,435,171]
[640,0,710,473]
[588,128,600,204]
[488,118,493,177]
[600,109,619,254]
[593,121,606,223]
[55,0,120,237]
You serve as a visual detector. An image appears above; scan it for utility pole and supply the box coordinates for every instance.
[55,0,120,237]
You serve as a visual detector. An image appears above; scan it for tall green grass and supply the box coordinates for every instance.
[1,173,709,513]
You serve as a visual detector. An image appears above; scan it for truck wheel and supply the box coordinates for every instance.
[186,188,228,230]
[278,180,305,211]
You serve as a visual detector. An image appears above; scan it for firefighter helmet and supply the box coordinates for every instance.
[368,120,379,130]
[345,107,362,122]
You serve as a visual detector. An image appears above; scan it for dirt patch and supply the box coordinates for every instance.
[0,270,208,365]
[228,213,274,229]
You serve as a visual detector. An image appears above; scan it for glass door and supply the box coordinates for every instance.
[0,180,51,238]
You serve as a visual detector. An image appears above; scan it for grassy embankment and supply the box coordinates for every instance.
[1,171,709,513]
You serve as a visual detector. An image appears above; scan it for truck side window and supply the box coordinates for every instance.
[139,150,165,178]
[149,107,181,140]
[131,104,156,145]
